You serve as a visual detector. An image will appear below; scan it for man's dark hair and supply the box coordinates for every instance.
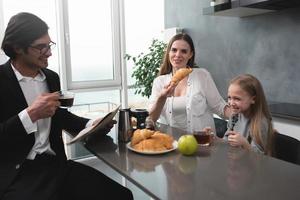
[1,12,49,59]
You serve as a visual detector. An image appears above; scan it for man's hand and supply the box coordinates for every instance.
[26,92,60,122]
[92,118,117,134]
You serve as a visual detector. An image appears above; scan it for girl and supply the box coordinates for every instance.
[225,74,274,155]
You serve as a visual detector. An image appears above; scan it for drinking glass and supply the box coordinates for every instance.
[59,91,75,108]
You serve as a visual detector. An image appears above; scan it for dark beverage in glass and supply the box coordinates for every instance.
[59,97,74,107]
[193,131,211,146]
[59,91,74,108]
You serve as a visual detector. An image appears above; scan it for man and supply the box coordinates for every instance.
[0,12,133,200]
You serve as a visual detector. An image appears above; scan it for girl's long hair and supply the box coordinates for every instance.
[230,74,274,155]
[159,33,196,75]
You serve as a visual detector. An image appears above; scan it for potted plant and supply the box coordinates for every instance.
[125,39,166,98]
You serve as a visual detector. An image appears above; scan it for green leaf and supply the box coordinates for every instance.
[125,39,167,98]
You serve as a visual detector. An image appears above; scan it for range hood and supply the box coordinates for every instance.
[203,0,300,17]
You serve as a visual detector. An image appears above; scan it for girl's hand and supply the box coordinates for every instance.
[227,131,250,149]
[202,127,212,134]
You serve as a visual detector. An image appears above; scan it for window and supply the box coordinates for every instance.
[124,0,164,108]
[64,0,121,90]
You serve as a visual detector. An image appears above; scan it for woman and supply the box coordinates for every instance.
[149,33,229,133]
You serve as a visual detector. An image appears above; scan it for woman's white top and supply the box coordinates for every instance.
[149,68,226,133]
[172,96,187,131]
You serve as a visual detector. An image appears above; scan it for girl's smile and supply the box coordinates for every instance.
[227,83,255,117]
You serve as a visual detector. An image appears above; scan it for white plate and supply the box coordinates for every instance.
[127,140,178,155]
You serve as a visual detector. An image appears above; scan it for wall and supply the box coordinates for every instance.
[164,0,300,140]
[164,0,300,104]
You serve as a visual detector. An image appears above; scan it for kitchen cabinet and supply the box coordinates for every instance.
[203,0,300,17]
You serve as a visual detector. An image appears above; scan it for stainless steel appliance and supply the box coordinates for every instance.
[117,108,149,142]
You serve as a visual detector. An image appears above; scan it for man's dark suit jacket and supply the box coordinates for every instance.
[0,60,89,196]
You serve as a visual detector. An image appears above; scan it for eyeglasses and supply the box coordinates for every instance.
[29,41,56,55]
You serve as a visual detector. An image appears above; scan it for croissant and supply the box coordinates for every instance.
[151,131,174,149]
[131,130,174,152]
[131,129,155,146]
[171,67,193,85]
[133,138,167,152]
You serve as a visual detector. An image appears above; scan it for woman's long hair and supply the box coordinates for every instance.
[159,33,196,75]
[230,74,274,155]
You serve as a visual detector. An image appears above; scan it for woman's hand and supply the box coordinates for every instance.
[227,131,251,150]
[160,82,176,98]
[149,81,177,122]
[202,126,212,134]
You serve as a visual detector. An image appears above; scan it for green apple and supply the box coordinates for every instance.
[177,135,198,156]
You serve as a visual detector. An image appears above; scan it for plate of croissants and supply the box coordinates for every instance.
[127,129,178,155]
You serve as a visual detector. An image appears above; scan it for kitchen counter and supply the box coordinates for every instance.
[85,124,300,200]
